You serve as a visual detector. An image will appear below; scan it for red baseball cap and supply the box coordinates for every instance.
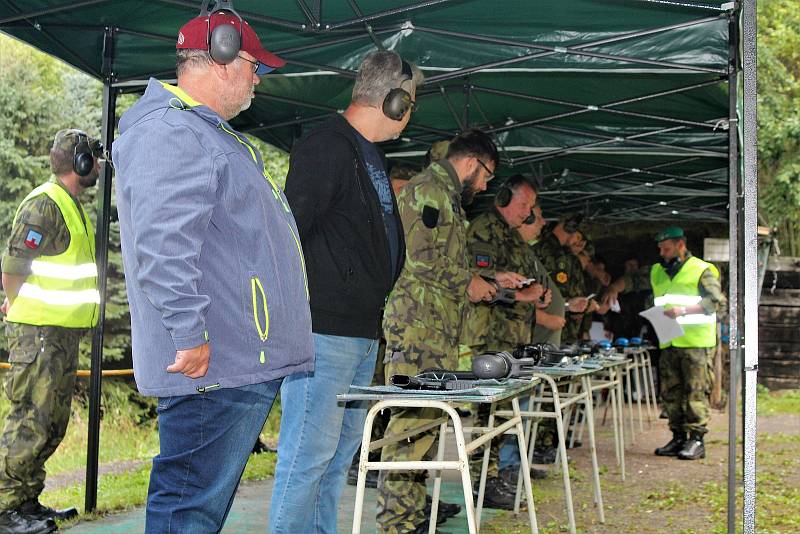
[176,13,286,75]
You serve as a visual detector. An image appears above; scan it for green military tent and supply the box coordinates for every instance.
[0,1,759,532]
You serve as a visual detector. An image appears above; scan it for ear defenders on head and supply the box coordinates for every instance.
[203,0,243,65]
[72,133,95,177]
[563,213,584,234]
[382,59,414,121]
[495,183,513,208]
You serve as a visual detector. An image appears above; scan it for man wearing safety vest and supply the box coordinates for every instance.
[0,129,100,534]
[605,226,726,460]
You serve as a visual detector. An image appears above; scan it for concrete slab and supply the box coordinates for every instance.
[65,478,498,533]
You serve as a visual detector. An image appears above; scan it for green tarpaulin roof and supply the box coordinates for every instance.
[1,0,734,222]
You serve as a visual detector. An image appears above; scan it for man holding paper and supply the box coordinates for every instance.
[604,226,726,460]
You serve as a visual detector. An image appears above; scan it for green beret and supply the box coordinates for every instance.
[655,226,685,242]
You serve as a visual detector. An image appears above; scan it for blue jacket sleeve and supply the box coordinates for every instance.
[121,123,217,351]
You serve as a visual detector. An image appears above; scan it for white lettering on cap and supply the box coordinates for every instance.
[177,32,185,45]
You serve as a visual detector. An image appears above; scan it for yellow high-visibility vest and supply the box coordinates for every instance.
[6,181,99,328]
[650,256,718,348]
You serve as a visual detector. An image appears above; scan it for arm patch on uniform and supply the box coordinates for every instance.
[556,271,568,284]
[475,254,492,268]
[24,229,43,249]
[422,205,439,228]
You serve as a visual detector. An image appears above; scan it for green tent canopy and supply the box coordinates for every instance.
[1,0,733,221]
[1,2,760,530]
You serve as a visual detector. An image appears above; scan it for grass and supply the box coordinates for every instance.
[755,384,800,415]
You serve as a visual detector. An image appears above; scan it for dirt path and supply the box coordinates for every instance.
[45,459,148,492]
[482,411,800,533]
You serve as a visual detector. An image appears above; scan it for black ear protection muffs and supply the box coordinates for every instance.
[495,174,529,208]
[563,213,584,234]
[203,0,243,65]
[382,59,414,121]
[495,183,513,208]
[72,133,95,177]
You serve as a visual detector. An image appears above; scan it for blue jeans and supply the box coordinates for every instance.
[499,397,530,470]
[145,380,281,534]
[269,333,378,534]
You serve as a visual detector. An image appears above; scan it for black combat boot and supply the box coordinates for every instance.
[654,431,687,456]
[473,476,516,510]
[0,509,56,534]
[424,494,461,525]
[677,432,706,460]
[346,452,379,488]
[19,501,78,523]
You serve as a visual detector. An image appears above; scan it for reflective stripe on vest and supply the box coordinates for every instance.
[650,256,719,348]
[6,181,99,328]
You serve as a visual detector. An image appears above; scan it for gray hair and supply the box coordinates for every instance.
[351,50,424,106]
[176,49,215,78]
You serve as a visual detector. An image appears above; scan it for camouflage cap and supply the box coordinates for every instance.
[655,226,685,242]
[426,140,450,163]
[52,129,89,152]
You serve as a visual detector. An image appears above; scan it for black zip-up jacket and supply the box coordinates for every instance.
[284,115,406,339]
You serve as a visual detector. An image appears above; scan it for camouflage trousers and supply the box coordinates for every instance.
[377,333,459,534]
[0,323,82,510]
[659,347,714,435]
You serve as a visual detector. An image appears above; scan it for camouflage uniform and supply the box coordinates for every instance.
[377,160,471,534]
[622,253,726,435]
[463,209,541,480]
[0,177,87,510]
[534,230,585,344]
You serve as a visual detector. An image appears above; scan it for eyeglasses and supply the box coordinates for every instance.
[476,159,495,181]
[237,54,262,74]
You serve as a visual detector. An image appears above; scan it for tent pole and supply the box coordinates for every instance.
[85,25,116,514]
[726,9,740,533]
[740,0,758,531]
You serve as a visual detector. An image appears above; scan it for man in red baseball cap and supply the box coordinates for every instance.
[112,4,315,534]
[176,6,285,76]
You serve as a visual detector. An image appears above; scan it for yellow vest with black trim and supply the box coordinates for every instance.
[650,256,718,348]
[6,181,99,328]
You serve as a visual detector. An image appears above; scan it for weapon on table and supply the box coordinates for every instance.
[390,369,485,391]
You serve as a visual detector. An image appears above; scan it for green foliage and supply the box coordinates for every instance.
[758,0,800,254]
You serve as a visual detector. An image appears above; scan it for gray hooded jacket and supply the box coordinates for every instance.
[113,78,313,397]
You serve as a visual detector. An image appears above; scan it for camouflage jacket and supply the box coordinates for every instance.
[1,177,73,277]
[464,209,538,351]
[382,160,472,348]
[533,230,583,299]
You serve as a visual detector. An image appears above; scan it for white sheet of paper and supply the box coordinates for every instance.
[639,306,684,344]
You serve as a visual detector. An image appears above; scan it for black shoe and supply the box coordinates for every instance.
[472,477,516,510]
[498,465,547,487]
[19,501,77,523]
[424,495,461,525]
[654,431,687,457]
[677,432,706,460]
[411,520,443,534]
[659,408,668,419]
[0,510,56,534]
[532,446,557,464]
[346,461,378,488]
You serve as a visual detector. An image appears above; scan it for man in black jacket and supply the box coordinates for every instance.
[269,50,422,533]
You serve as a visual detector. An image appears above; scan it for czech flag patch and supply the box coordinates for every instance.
[475,254,492,268]
[24,229,43,249]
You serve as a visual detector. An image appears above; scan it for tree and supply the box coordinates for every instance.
[758,0,800,255]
